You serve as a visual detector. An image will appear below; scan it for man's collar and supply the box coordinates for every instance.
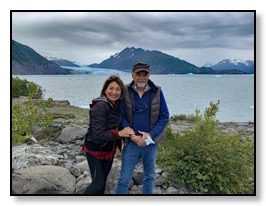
[132,83,150,97]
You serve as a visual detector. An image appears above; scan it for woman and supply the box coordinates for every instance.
[82,75,134,194]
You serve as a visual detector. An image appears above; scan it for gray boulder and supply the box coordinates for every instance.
[55,125,87,144]
[12,165,76,194]
[12,144,59,171]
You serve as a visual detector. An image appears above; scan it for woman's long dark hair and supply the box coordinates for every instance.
[100,75,125,100]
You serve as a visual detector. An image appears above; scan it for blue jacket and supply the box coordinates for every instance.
[119,79,169,146]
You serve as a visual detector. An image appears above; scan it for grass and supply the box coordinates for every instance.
[46,105,89,125]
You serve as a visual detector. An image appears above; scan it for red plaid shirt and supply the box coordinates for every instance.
[82,129,121,161]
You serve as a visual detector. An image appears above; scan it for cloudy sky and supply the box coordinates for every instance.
[12,11,254,67]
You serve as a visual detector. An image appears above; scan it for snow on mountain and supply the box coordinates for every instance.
[229,59,251,66]
[203,62,214,67]
[46,57,59,61]
[209,59,254,73]
[111,53,120,58]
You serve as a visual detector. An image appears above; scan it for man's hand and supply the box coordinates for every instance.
[137,131,152,147]
[130,135,146,147]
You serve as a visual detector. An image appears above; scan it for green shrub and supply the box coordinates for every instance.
[12,77,43,99]
[158,101,254,194]
[170,114,196,122]
[12,97,53,144]
[12,77,53,144]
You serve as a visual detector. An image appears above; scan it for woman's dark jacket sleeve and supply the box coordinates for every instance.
[89,101,118,144]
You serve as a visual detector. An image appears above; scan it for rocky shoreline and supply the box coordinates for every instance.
[11,100,254,195]
[170,120,254,140]
[12,123,192,195]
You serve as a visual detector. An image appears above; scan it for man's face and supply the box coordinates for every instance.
[132,71,150,89]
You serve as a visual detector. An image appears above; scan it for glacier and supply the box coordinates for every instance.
[62,66,130,75]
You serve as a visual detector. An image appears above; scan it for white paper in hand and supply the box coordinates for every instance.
[145,137,155,145]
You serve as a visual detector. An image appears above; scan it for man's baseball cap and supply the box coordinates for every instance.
[132,62,150,73]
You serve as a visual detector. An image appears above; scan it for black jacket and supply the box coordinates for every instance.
[84,96,121,152]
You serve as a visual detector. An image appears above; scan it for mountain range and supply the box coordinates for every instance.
[206,59,254,74]
[11,40,254,75]
[89,47,253,74]
[12,40,73,75]
[46,57,80,68]
[89,47,214,74]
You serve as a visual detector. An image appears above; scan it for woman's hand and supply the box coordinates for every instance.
[118,127,135,137]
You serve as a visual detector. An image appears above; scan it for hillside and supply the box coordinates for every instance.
[12,40,253,75]
[207,59,254,74]
[47,57,80,67]
[89,47,214,74]
[12,40,73,75]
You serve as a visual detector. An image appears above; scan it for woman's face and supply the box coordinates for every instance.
[105,81,121,103]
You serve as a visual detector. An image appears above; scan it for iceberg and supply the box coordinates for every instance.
[186,73,194,76]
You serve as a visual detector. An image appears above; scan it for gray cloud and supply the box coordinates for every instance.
[12,11,254,66]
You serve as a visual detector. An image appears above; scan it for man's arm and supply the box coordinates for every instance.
[119,99,130,129]
[149,90,170,139]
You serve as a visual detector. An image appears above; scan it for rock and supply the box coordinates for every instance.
[75,172,92,194]
[132,171,143,185]
[11,117,254,195]
[75,155,86,163]
[12,144,59,171]
[170,121,254,140]
[55,125,87,144]
[165,186,178,194]
[154,174,164,186]
[12,165,76,194]
[105,158,122,194]
[24,136,38,145]
[51,100,70,107]
[74,160,90,174]
[69,167,81,177]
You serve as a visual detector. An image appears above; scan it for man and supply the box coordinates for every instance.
[116,62,169,194]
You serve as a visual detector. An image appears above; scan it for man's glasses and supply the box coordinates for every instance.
[133,99,148,112]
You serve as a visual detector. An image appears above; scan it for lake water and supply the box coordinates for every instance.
[13,73,254,122]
